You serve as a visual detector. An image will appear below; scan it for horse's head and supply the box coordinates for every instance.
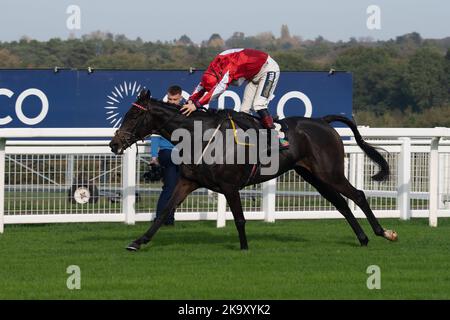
[109,89,153,155]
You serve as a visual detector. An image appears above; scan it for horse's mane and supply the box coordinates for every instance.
[147,97,215,117]
[148,97,182,111]
[146,97,269,129]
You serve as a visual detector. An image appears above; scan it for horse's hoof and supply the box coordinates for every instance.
[126,242,140,251]
[359,237,369,246]
[384,230,398,241]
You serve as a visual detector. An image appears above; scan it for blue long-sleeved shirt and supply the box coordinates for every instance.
[150,135,174,157]
[150,97,184,157]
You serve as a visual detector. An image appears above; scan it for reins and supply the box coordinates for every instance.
[116,101,181,152]
[114,102,150,153]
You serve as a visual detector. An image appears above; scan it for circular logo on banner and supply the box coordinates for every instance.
[104,81,144,128]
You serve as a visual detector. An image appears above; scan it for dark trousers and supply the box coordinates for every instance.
[155,149,180,224]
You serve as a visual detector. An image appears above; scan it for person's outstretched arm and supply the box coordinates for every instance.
[150,135,160,164]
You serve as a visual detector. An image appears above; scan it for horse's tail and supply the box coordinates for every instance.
[322,115,389,181]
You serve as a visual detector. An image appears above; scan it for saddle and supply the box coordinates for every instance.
[223,110,289,185]
[212,109,289,133]
[216,109,289,144]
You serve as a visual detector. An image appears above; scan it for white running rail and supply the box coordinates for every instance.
[1,127,450,233]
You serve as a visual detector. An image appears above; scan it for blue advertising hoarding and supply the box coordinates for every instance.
[0,69,352,128]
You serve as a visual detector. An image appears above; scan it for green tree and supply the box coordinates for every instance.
[404,47,448,110]
[87,50,148,69]
[445,49,450,97]
[0,49,22,67]
[271,50,316,70]
[334,46,408,112]
[176,35,194,46]
[225,32,246,48]
[206,34,224,48]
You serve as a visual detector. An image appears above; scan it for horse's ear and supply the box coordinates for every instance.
[138,88,151,100]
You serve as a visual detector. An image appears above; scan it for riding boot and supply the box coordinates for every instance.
[257,109,289,149]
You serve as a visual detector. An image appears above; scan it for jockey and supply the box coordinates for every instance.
[180,48,289,148]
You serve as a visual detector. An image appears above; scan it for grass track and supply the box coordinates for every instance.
[0,218,449,299]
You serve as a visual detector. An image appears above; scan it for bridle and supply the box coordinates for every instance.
[113,102,149,151]
[114,101,181,152]
[132,102,147,111]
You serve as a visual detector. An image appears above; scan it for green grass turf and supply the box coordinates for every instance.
[0,218,449,299]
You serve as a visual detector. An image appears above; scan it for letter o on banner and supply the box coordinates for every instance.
[217,90,241,111]
[15,89,49,125]
[277,91,312,119]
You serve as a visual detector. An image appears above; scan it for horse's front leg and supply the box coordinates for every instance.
[223,187,248,250]
[127,178,197,251]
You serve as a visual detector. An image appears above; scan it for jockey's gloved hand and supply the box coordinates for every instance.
[181,100,197,116]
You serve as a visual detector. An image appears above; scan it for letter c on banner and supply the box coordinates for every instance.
[276,91,312,119]
[0,88,14,125]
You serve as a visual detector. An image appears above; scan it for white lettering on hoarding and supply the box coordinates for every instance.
[277,91,313,119]
[163,89,313,118]
[0,88,49,126]
[1,86,313,127]
[0,88,14,125]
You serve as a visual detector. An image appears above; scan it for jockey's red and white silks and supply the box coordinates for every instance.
[240,56,280,113]
[189,48,270,107]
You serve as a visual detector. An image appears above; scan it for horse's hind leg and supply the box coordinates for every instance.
[127,178,198,251]
[295,167,369,246]
[222,186,248,250]
[327,177,398,241]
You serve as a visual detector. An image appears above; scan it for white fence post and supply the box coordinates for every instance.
[0,139,5,233]
[262,178,276,222]
[398,137,411,220]
[355,153,365,190]
[429,137,440,227]
[438,157,445,208]
[217,193,226,228]
[355,127,368,205]
[348,153,357,211]
[122,145,136,225]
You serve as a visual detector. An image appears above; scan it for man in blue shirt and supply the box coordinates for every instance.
[149,85,184,225]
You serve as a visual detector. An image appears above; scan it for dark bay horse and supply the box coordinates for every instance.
[109,89,398,251]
